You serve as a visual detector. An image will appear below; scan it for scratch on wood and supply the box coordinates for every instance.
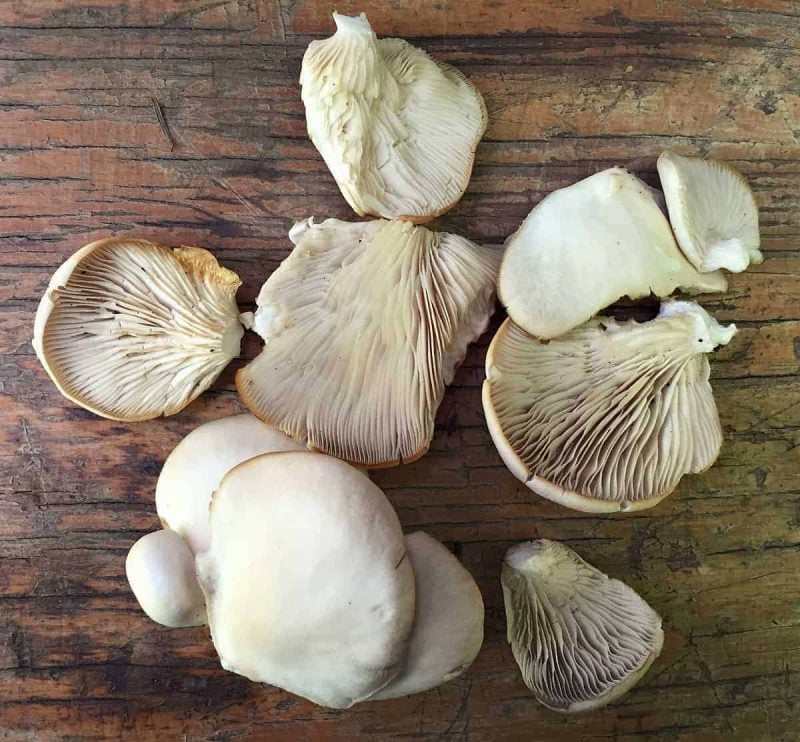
[150,97,175,152]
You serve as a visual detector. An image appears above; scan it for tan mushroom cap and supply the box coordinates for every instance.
[196,451,415,709]
[237,217,500,468]
[501,540,664,713]
[125,529,206,629]
[483,300,736,513]
[301,12,487,222]
[155,414,306,555]
[657,151,762,273]
[370,532,484,700]
[498,167,728,339]
[33,237,243,421]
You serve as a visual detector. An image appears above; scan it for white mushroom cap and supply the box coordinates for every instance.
[237,217,500,468]
[658,151,762,273]
[498,167,728,339]
[483,300,736,513]
[370,532,484,700]
[125,529,206,628]
[196,451,415,709]
[33,237,243,421]
[155,414,306,555]
[501,540,664,713]
[300,13,487,222]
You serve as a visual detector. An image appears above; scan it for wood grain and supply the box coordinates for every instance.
[1,1,799,740]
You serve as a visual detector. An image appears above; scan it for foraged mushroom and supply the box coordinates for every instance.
[237,217,500,467]
[501,540,663,713]
[498,167,728,339]
[300,13,487,222]
[196,451,415,709]
[126,529,206,628]
[370,531,484,700]
[483,300,736,512]
[155,414,305,555]
[657,151,762,273]
[33,237,243,421]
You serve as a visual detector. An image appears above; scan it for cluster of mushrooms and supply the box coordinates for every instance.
[31,13,761,713]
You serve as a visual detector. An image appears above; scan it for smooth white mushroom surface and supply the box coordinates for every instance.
[237,217,500,468]
[498,167,728,339]
[33,237,243,421]
[126,529,206,629]
[658,151,762,273]
[483,300,736,513]
[501,540,664,713]
[300,12,487,222]
[155,414,306,555]
[370,531,484,700]
[196,451,416,709]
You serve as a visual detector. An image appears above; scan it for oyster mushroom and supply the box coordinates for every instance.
[370,532,484,700]
[126,529,206,628]
[155,414,305,555]
[300,13,487,222]
[483,300,736,512]
[237,217,500,467]
[657,151,762,273]
[33,237,243,421]
[501,540,664,713]
[196,451,415,709]
[498,167,728,339]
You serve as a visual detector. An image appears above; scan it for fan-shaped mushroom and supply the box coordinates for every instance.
[657,151,762,273]
[126,529,206,628]
[237,217,500,467]
[33,237,243,421]
[498,167,728,339]
[483,300,736,512]
[196,451,416,709]
[370,531,484,700]
[155,414,305,555]
[501,539,663,713]
[300,13,487,222]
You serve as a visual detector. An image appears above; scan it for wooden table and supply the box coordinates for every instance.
[1,2,798,739]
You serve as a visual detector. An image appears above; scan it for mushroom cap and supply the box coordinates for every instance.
[497,167,728,339]
[237,217,500,468]
[483,300,736,513]
[195,451,416,709]
[300,13,487,222]
[33,237,243,421]
[155,414,306,555]
[657,151,762,273]
[501,539,664,713]
[369,531,484,700]
[125,529,206,628]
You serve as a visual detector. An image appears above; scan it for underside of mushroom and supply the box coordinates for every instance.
[483,300,736,512]
[237,217,500,468]
[33,237,243,421]
[657,151,762,273]
[498,167,728,339]
[301,12,487,221]
[501,540,663,713]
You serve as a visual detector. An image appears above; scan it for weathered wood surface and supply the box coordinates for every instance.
[1,1,799,739]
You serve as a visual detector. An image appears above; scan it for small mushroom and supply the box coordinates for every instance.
[196,451,416,709]
[501,539,663,713]
[33,237,243,421]
[483,300,736,512]
[237,217,500,467]
[125,529,206,628]
[657,151,762,273]
[301,13,487,222]
[155,414,305,555]
[370,532,484,700]
[498,167,728,339]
